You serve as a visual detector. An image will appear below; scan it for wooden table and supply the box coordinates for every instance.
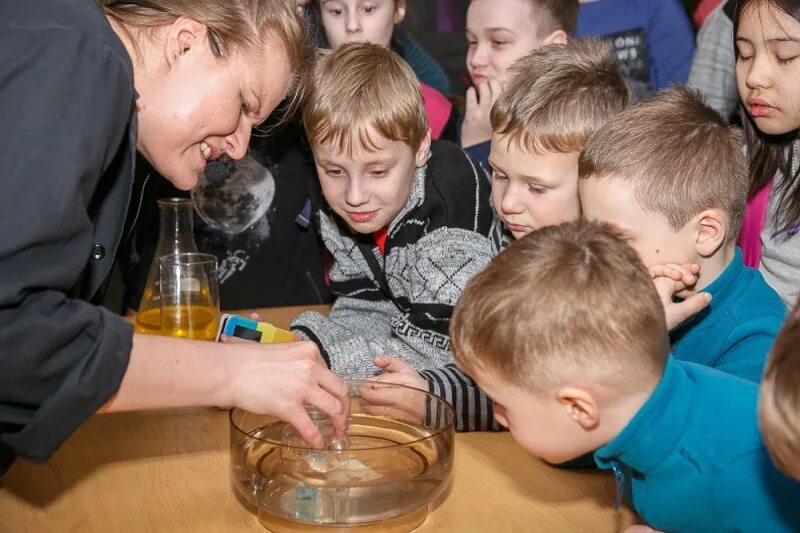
[0,306,635,532]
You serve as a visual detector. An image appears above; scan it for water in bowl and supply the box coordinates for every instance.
[237,413,452,528]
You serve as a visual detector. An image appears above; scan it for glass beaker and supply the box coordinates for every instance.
[133,198,199,335]
[158,253,220,340]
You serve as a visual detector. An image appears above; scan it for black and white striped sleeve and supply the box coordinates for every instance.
[419,364,503,432]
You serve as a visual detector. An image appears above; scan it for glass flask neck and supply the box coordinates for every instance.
[157,197,198,255]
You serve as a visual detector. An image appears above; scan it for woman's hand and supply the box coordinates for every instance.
[226,340,349,448]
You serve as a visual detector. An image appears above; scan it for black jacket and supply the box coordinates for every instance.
[0,0,136,472]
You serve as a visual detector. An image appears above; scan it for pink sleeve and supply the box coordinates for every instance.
[419,82,452,140]
[738,181,772,268]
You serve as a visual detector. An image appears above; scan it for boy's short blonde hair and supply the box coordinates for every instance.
[490,38,629,156]
[760,298,800,480]
[579,86,748,244]
[302,42,428,156]
[450,219,669,393]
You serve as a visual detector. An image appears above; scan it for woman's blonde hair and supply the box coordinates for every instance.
[102,0,313,120]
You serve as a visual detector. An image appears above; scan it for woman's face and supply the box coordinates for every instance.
[736,2,800,136]
[320,0,404,49]
[135,20,291,190]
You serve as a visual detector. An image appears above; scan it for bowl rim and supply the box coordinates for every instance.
[228,380,456,451]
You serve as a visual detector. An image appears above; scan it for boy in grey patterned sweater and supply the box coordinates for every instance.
[374,40,631,431]
[290,43,493,381]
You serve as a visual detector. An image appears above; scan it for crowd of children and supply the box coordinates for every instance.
[123,0,800,530]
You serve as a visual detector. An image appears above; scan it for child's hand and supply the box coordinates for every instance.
[371,356,427,390]
[461,79,502,148]
[648,263,700,299]
[361,356,427,424]
[649,263,711,331]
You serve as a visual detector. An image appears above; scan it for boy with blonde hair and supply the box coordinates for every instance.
[760,298,800,480]
[487,37,629,251]
[451,219,800,532]
[580,86,786,382]
[462,0,579,169]
[374,39,629,430]
[290,43,493,378]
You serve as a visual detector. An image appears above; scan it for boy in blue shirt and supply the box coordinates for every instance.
[580,87,786,382]
[450,219,800,532]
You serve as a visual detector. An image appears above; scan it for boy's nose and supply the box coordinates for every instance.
[345,180,369,206]
[500,190,523,215]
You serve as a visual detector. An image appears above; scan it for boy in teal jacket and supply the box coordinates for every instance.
[451,219,800,532]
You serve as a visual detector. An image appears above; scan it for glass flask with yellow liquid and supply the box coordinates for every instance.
[158,252,220,340]
[133,198,200,336]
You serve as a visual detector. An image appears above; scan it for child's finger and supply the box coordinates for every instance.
[477,80,491,106]
[465,86,478,109]
[249,312,264,322]
[669,292,712,330]
[374,356,415,374]
[488,78,503,104]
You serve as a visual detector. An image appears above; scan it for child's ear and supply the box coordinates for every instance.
[415,129,432,167]
[692,209,726,258]
[394,0,407,24]
[542,29,569,46]
[557,386,599,430]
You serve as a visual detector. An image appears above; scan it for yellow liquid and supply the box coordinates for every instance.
[134,305,219,340]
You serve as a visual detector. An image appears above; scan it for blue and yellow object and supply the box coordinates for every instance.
[216,314,297,344]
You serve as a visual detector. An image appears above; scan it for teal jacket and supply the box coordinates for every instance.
[670,247,785,382]
[595,357,800,532]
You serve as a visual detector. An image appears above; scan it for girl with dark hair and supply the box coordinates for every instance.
[735,0,800,306]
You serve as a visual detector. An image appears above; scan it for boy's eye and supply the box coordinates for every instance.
[363,4,375,13]
[778,56,797,65]
[527,184,546,195]
[491,40,508,47]
[492,170,508,181]
[327,8,343,15]
[369,169,387,177]
[325,168,343,177]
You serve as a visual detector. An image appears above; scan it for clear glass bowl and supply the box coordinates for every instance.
[230,381,455,532]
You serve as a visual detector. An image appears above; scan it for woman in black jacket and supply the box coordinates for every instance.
[0,0,347,473]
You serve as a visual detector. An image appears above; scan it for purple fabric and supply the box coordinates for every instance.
[436,0,461,33]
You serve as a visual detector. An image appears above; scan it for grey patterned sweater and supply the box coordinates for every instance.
[291,140,494,387]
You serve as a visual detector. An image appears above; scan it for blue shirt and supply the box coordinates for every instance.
[595,358,800,532]
[575,0,695,97]
[671,247,786,382]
